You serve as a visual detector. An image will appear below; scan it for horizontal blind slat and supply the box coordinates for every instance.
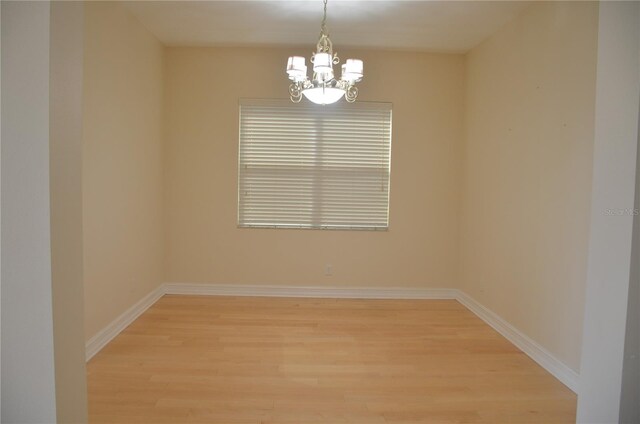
[238,99,392,230]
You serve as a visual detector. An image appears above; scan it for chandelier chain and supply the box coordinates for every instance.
[321,0,328,34]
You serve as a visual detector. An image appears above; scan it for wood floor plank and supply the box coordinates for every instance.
[87,295,576,423]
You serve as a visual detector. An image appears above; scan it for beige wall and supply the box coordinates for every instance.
[83,1,164,341]
[460,1,599,372]
[164,47,464,287]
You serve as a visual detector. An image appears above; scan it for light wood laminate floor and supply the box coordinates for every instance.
[87,295,576,423]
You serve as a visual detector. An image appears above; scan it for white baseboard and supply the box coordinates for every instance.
[164,282,457,300]
[86,282,579,393]
[455,290,580,393]
[85,285,165,361]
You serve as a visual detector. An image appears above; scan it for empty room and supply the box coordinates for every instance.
[1,1,639,423]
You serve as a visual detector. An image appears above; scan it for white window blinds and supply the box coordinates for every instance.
[238,99,392,230]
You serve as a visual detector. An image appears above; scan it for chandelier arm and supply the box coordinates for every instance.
[289,82,303,103]
[345,85,358,102]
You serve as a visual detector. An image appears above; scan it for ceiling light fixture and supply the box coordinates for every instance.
[286,0,363,105]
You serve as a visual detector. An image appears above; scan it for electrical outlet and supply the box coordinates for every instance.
[325,264,333,276]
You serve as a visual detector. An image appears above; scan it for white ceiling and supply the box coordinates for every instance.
[123,1,532,53]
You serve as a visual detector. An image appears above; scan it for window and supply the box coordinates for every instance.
[238,99,392,230]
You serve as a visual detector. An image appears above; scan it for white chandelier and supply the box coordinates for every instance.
[286,0,363,105]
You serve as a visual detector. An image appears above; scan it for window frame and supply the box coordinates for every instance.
[237,98,393,231]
